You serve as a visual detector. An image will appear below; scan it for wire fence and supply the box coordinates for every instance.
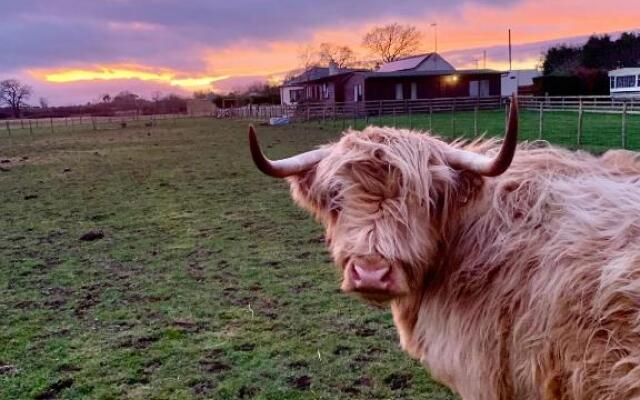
[0,113,193,137]
[264,96,640,152]
[2,96,640,152]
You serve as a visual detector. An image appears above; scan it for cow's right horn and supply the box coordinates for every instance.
[249,125,329,178]
[445,95,518,177]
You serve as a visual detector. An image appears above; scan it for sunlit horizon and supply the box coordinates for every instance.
[2,0,639,105]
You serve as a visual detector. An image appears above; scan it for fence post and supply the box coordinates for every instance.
[378,101,383,125]
[622,102,628,149]
[5,121,10,136]
[473,104,478,136]
[409,107,412,130]
[29,120,33,135]
[92,117,97,131]
[538,102,544,140]
[21,119,24,129]
[577,100,583,147]
[451,102,456,137]
[306,104,310,122]
[504,100,509,128]
[353,103,357,129]
[50,117,54,134]
[393,108,397,128]
[429,104,433,132]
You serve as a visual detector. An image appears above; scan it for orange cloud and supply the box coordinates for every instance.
[29,64,230,90]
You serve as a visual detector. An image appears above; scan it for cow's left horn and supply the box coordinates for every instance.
[249,125,329,178]
[446,95,518,177]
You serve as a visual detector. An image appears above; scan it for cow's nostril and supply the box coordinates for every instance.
[352,264,392,290]
[351,265,362,281]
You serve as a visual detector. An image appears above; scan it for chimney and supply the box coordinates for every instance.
[329,61,339,76]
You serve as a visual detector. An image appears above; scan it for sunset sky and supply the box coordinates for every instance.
[2,0,639,105]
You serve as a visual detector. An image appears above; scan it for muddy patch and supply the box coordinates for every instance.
[0,363,19,376]
[34,378,74,399]
[288,375,311,390]
[191,379,217,397]
[384,372,412,390]
[118,335,159,349]
[238,385,259,398]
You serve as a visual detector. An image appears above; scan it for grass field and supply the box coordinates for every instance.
[0,118,457,399]
[300,109,640,153]
[1,110,638,399]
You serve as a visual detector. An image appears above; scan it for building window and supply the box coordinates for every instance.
[615,75,636,88]
[410,82,417,100]
[322,83,330,99]
[610,76,616,89]
[290,89,302,103]
[638,75,640,87]
[395,83,403,100]
[353,84,363,102]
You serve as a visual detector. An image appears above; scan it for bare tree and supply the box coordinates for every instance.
[362,23,423,63]
[318,42,355,68]
[298,44,320,81]
[39,97,49,109]
[0,79,32,117]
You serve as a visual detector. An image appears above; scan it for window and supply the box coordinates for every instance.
[353,84,363,102]
[395,83,403,100]
[322,83,330,99]
[410,82,417,100]
[615,75,636,88]
[638,75,640,87]
[290,89,303,103]
[610,76,616,89]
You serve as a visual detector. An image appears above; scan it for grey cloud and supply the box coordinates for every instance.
[1,0,516,70]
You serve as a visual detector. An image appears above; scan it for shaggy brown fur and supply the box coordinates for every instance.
[280,126,640,400]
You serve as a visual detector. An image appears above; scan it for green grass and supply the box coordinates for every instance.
[0,118,456,399]
[302,109,640,153]
[1,109,636,399]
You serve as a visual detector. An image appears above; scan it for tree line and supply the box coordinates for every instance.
[538,32,640,95]
[0,84,188,119]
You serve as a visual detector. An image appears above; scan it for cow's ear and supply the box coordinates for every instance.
[288,167,322,216]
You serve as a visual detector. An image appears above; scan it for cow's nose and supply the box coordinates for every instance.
[351,262,392,291]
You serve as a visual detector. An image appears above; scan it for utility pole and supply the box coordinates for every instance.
[483,50,487,69]
[431,23,438,53]
[508,29,512,71]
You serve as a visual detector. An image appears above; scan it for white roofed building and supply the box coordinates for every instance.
[609,68,640,97]
[378,53,455,73]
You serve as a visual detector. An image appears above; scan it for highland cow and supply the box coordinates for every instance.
[249,99,640,400]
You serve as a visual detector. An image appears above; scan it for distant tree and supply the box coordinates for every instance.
[362,23,422,63]
[298,44,320,81]
[0,79,32,117]
[542,45,582,75]
[193,90,216,101]
[39,97,49,109]
[112,91,140,109]
[543,32,640,75]
[101,93,111,103]
[151,91,162,103]
[318,42,356,68]
[582,34,614,70]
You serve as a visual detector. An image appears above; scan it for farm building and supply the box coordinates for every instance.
[281,53,502,105]
[186,99,217,115]
[609,68,640,97]
[280,64,360,105]
[501,69,541,96]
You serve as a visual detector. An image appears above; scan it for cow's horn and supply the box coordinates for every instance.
[249,125,329,178]
[446,95,518,177]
